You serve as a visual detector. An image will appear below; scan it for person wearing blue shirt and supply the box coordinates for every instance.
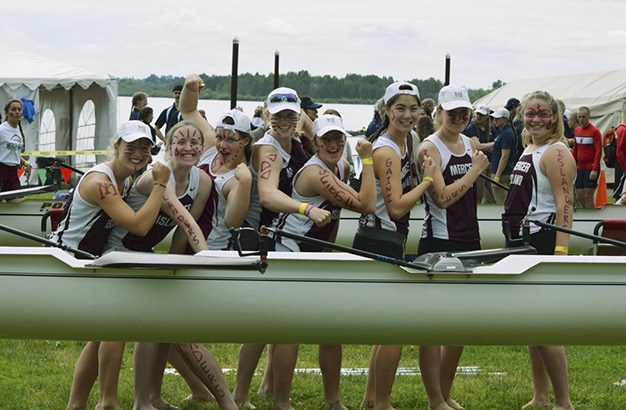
[490,107,517,204]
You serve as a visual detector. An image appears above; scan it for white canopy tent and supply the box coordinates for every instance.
[0,45,117,175]
[474,69,626,134]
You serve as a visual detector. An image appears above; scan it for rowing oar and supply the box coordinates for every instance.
[528,219,626,248]
[261,225,432,271]
[0,223,95,259]
[57,162,85,175]
[479,173,509,191]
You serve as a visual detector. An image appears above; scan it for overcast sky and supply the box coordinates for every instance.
[5,0,626,90]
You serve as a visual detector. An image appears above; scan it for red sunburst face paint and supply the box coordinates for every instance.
[170,125,203,159]
[523,99,555,140]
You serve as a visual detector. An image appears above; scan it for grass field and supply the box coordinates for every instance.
[1,341,626,409]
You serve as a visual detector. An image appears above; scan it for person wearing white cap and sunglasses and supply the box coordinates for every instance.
[355,81,436,410]
[416,84,490,410]
[266,114,376,410]
[58,120,171,410]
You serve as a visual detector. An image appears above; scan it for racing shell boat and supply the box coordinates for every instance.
[1,245,625,346]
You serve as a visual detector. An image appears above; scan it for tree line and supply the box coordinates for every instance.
[117,71,501,105]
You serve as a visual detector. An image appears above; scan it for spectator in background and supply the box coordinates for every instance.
[300,96,322,122]
[137,106,165,147]
[155,85,183,136]
[465,105,495,204]
[129,92,148,120]
[490,108,517,204]
[565,109,578,147]
[421,98,436,118]
[251,105,265,130]
[571,106,602,208]
[416,114,435,142]
[505,97,524,162]
[0,99,30,202]
[365,98,384,138]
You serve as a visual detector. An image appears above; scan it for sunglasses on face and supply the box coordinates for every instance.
[269,93,299,104]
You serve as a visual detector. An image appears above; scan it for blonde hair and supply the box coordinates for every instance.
[520,90,566,147]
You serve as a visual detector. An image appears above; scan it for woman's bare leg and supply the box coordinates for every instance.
[233,343,266,406]
[96,342,125,410]
[373,345,402,410]
[272,344,299,410]
[67,341,100,410]
[359,346,379,409]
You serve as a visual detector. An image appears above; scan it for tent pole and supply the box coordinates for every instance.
[68,88,74,167]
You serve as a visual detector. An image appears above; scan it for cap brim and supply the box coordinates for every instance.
[441,100,474,111]
[315,125,347,137]
[119,133,155,146]
[267,102,301,114]
[303,103,322,109]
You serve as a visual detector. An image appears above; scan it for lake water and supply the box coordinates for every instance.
[117,96,374,134]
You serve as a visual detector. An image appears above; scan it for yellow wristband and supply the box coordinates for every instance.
[361,157,373,165]
[554,246,569,254]
[423,176,434,183]
[494,176,501,182]
[298,203,308,215]
[23,161,30,167]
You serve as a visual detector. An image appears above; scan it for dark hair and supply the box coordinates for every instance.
[137,106,154,122]
[367,86,421,143]
[172,84,183,92]
[416,115,435,141]
[3,99,26,140]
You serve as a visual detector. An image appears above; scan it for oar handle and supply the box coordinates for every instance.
[262,225,431,271]
[0,223,95,259]
[529,220,626,248]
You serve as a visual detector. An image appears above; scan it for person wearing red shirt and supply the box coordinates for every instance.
[571,106,602,208]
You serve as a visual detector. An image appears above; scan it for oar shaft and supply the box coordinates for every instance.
[262,226,430,271]
[479,173,509,191]
[59,162,85,175]
[0,223,95,259]
[529,219,626,248]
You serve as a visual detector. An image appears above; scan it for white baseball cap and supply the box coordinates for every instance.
[116,120,154,146]
[216,109,252,134]
[313,114,348,137]
[490,107,510,119]
[383,81,420,104]
[475,105,492,116]
[438,85,473,111]
[266,87,301,114]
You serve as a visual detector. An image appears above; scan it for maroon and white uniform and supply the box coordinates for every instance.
[502,141,568,239]
[419,133,479,243]
[106,163,201,252]
[358,134,412,236]
[51,163,132,257]
[246,132,310,230]
[272,155,347,252]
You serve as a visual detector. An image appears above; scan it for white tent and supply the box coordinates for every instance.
[474,69,626,133]
[0,45,117,172]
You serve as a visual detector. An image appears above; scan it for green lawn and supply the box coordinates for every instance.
[0,341,625,409]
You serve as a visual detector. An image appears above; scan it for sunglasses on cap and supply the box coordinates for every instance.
[269,93,299,104]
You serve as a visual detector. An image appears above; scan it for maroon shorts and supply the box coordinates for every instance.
[0,163,21,192]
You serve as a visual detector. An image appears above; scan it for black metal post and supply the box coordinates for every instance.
[273,50,280,89]
[444,53,451,86]
[230,37,239,109]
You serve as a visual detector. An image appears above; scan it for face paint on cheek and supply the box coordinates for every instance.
[174,147,180,156]
[545,119,553,130]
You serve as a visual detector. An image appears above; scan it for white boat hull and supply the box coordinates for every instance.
[1,247,625,345]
